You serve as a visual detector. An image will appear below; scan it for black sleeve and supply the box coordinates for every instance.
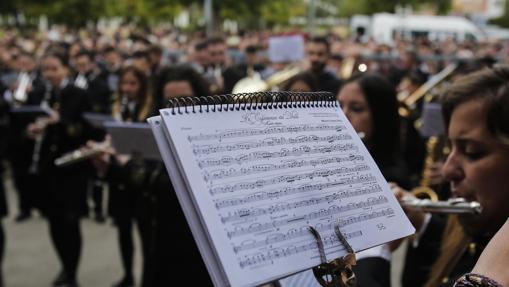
[402,215,447,287]
[354,257,391,287]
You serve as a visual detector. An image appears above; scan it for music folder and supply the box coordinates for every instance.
[83,112,118,128]
[104,121,160,161]
[10,105,53,118]
[419,102,445,138]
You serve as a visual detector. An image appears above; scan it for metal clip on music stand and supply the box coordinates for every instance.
[309,224,357,287]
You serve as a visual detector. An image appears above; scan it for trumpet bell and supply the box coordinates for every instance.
[231,65,301,94]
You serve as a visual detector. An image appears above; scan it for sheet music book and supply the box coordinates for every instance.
[150,92,415,287]
[83,112,118,128]
[104,121,160,160]
[10,105,53,118]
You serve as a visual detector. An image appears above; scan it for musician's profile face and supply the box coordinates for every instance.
[442,99,509,236]
[41,56,67,87]
[337,82,373,142]
[120,71,140,98]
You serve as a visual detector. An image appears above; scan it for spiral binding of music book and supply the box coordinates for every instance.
[166,91,336,114]
[148,91,414,287]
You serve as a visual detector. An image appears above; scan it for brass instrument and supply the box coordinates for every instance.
[231,65,301,94]
[339,57,356,80]
[14,72,31,104]
[399,63,458,118]
[401,198,482,214]
[54,147,104,167]
[410,135,442,201]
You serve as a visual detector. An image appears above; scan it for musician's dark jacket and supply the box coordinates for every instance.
[0,84,9,217]
[76,70,112,114]
[104,153,211,286]
[25,82,93,217]
[5,78,46,215]
[403,215,487,287]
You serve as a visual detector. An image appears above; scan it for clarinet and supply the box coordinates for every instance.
[28,82,53,174]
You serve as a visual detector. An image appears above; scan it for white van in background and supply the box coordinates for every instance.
[351,13,486,44]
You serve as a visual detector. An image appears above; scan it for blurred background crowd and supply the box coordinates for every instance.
[1,0,509,287]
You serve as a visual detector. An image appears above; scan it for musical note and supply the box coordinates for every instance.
[187,124,346,142]
[238,233,349,268]
[221,196,388,223]
[192,134,352,156]
[233,229,362,253]
[214,183,382,209]
[226,207,393,238]
[199,152,364,168]
[203,155,365,181]
[209,170,374,195]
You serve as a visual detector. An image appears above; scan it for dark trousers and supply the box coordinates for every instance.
[47,214,82,283]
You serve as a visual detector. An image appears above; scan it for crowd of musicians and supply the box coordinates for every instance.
[0,25,509,287]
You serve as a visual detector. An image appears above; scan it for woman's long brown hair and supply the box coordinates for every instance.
[112,66,153,122]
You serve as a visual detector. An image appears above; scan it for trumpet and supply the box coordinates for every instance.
[401,197,482,214]
[232,65,301,94]
[398,63,458,118]
[54,144,109,167]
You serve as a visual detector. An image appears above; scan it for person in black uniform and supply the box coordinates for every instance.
[25,51,92,287]
[395,65,509,287]
[91,65,153,287]
[0,78,9,287]
[305,37,342,95]
[147,65,212,286]
[73,49,113,223]
[222,45,266,94]
[5,51,45,222]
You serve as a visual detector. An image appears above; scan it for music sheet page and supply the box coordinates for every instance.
[159,104,415,287]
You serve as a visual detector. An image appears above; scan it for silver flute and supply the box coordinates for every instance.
[54,147,104,167]
[401,198,482,214]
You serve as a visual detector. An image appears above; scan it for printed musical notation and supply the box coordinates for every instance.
[220,196,388,223]
[160,105,414,284]
[192,134,352,156]
[238,231,360,268]
[203,155,364,181]
[198,146,361,168]
[187,124,345,142]
[214,183,382,209]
